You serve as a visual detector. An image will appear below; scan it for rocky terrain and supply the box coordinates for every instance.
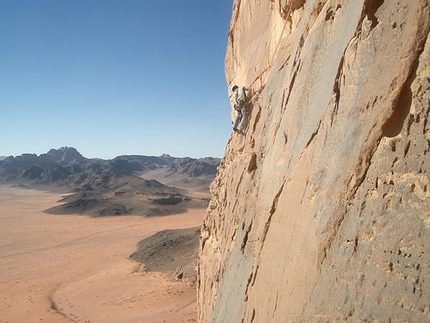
[198,1,430,322]
[130,226,201,284]
[0,147,220,217]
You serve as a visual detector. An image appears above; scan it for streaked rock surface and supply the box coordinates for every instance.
[198,1,430,322]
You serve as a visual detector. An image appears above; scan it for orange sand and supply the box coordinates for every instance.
[0,185,204,323]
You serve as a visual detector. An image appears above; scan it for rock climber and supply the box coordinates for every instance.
[230,84,250,134]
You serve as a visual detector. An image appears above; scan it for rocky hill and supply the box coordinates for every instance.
[0,148,219,187]
[0,147,86,172]
[198,1,429,322]
[0,147,220,217]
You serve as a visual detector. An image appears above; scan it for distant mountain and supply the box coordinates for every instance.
[46,147,87,164]
[0,147,220,192]
[112,155,220,178]
[167,157,220,177]
[0,156,6,161]
[0,147,221,217]
[0,147,86,174]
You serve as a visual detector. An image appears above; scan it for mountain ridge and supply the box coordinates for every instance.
[0,147,220,183]
[0,147,220,217]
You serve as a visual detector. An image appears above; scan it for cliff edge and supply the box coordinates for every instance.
[198,0,430,322]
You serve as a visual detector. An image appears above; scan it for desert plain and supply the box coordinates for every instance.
[0,185,204,323]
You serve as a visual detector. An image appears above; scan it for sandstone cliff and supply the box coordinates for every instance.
[198,0,430,322]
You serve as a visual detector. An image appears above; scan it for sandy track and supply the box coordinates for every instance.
[0,185,204,323]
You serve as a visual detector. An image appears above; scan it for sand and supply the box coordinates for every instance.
[0,185,204,323]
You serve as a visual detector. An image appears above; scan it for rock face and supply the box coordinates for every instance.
[198,1,430,322]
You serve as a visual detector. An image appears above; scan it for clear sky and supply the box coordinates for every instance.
[0,0,234,159]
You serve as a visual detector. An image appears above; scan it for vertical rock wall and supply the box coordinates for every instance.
[198,0,430,322]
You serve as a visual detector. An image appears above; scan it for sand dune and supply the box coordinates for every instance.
[0,185,204,322]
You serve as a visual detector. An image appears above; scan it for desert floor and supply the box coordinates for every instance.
[0,185,204,323]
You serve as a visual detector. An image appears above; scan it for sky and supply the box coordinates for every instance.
[0,0,234,159]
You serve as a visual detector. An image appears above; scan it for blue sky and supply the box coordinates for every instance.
[0,0,234,159]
